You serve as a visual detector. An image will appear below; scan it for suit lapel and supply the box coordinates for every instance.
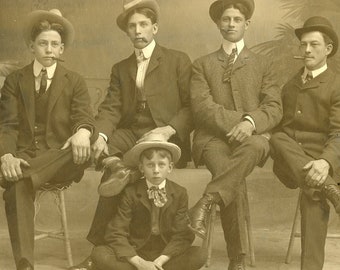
[137,179,152,212]
[160,180,174,216]
[18,63,35,134]
[46,64,68,120]
[233,47,250,71]
[127,53,137,81]
[296,68,331,90]
[146,44,162,76]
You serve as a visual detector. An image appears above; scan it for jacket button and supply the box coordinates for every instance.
[297,110,302,114]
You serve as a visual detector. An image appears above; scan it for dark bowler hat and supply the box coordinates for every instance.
[22,9,74,48]
[116,0,160,31]
[295,16,338,57]
[209,0,255,23]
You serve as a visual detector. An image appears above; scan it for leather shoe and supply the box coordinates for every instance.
[322,184,340,214]
[228,255,245,270]
[98,156,131,197]
[69,256,95,270]
[187,193,217,239]
[18,259,33,270]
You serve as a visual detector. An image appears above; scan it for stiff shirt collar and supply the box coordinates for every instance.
[222,39,245,55]
[33,59,57,79]
[134,39,156,59]
[302,64,328,80]
[146,178,166,189]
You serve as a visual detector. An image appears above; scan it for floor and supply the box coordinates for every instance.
[0,164,339,270]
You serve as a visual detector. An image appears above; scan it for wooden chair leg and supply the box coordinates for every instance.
[243,182,256,267]
[58,189,74,267]
[204,203,217,268]
[285,190,302,264]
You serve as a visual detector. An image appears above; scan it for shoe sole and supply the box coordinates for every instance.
[98,171,130,197]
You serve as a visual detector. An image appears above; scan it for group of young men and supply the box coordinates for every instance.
[0,0,339,270]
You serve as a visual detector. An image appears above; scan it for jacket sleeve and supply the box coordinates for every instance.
[245,59,282,134]
[320,82,340,174]
[69,73,97,143]
[190,58,243,135]
[168,53,193,142]
[95,64,122,138]
[161,189,195,257]
[104,190,138,259]
[0,74,20,156]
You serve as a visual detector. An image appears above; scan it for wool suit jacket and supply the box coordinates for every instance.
[190,46,282,165]
[279,67,340,182]
[104,179,195,259]
[95,44,193,145]
[0,62,96,157]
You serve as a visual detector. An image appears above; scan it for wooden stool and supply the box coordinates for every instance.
[204,181,256,268]
[285,189,340,264]
[34,182,74,267]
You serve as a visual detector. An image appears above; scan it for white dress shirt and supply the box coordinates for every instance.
[33,59,57,92]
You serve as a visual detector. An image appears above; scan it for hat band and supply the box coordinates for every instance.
[124,0,143,10]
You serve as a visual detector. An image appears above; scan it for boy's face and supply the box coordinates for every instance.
[139,152,173,186]
[299,31,332,70]
[126,12,158,49]
[30,30,64,67]
[217,7,250,43]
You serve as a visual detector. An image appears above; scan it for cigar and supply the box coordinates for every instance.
[293,56,305,59]
[51,57,65,62]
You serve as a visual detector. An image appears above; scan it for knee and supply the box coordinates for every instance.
[190,246,208,269]
[243,135,269,156]
[91,246,113,269]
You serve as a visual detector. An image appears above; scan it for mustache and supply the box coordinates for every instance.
[51,57,65,62]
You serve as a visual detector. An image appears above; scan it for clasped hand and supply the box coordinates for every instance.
[226,120,255,143]
[303,159,330,188]
[61,128,91,164]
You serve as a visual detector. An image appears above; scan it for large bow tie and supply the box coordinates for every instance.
[147,186,167,207]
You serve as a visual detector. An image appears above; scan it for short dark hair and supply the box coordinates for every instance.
[125,7,157,28]
[139,148,173,163]
[31,20,65,42]
[220,3,250,20]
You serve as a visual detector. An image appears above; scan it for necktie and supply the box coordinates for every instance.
[39,69,47,95]
[223,48,237,83]
[136,49,145,64]
[304,72,313,84]
[147,186,167,207]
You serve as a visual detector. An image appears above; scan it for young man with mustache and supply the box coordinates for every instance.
[270,16,340,270]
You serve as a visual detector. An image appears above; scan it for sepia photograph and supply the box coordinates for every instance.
[0,0,340,269]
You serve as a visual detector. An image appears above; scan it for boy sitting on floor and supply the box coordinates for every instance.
[91,134,206,270]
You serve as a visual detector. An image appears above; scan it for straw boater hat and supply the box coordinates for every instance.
[22,9,74,47]
[124,133,181,167]
[295,16,338,57]
[116,0,160,31]
[209,0,255,23]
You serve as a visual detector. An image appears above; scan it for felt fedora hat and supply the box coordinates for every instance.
[209,0,255,22]
[124,133,181,167]
[116,0,160,31]
[295,16,338,57]
[23,9,74,47]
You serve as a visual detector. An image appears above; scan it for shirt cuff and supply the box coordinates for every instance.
[243,115,256,131]
[99,132,108,142]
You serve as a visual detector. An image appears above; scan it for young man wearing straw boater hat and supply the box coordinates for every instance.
[270,16,340,270]
[189,0,282,269]
[0,9,96,270]
[70,1,192,269]
[90,133,206,270]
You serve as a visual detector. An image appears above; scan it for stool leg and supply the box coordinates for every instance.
[58,190,74,267]
[205,204,217,268]
[243,183,255,267]
[285,190,302,264]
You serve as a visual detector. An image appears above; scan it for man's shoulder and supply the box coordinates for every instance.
[166,179,187,194]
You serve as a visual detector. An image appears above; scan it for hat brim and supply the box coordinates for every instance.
[209,0,255,22]
[23,10,74,47]
[123,141,181,167]
[116,0,160,31]
[295,25,338,57]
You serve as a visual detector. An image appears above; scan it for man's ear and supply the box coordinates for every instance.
[60,43,65,54]
[326,43,333,56]
[29,41,35,54]
[152,23,159,35]
[138,163,144,174]
[168,161,174,173]
[244,19,251,30]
